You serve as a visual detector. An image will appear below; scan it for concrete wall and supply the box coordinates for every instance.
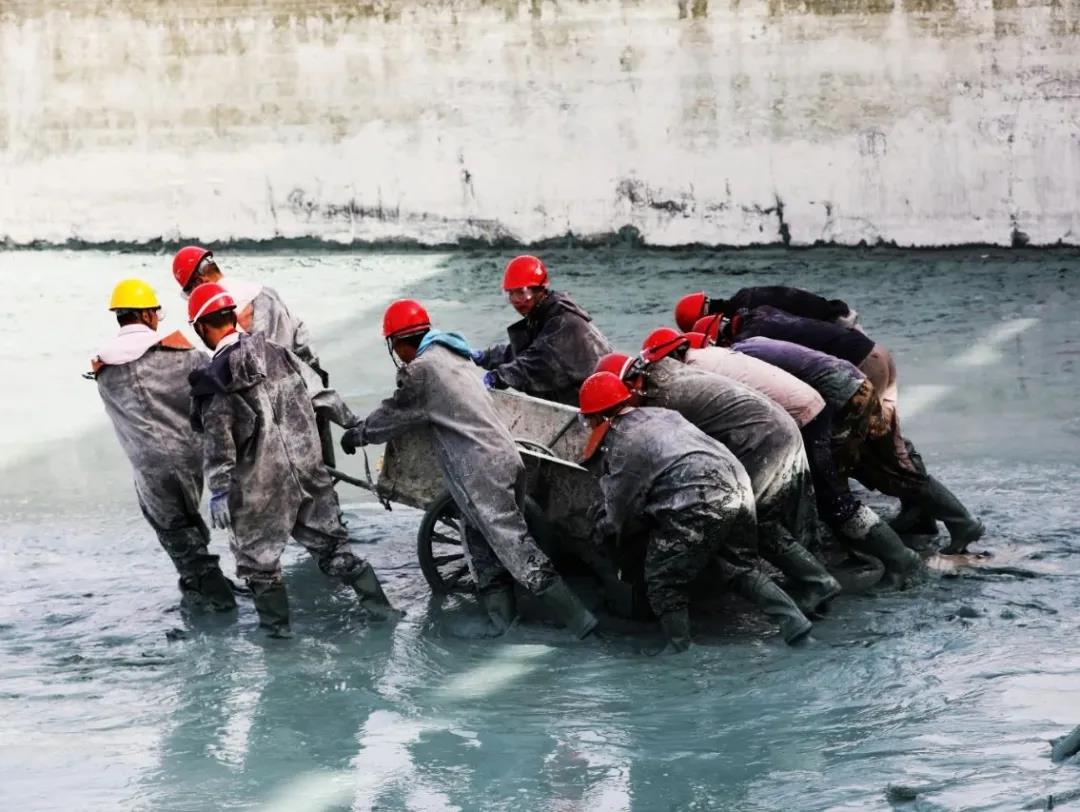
[2,0,1079,247]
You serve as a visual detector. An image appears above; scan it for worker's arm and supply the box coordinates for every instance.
[472,342,513,370]
[283,347,358,427]
[198,394,240,494]
[359,364,430,445]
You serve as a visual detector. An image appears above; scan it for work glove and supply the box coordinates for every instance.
[483,370,506,390]
[469,349,485,366]
[340,421,367,455]
[209,491,232,530]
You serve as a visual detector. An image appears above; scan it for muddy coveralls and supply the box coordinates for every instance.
[640,359,835,617]
[189,332,393,635]
[222,278,337,465]
[732,309,983,553]
[591,407,810,648]
[92,325,235,608]
[358,335,596,637]
[708,285,857,327]
[475,291,613,406]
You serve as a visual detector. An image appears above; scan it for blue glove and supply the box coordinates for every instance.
[209,491,231,530]
[340,422,367,455]
[483,370,505,390]
[470,349,485,366]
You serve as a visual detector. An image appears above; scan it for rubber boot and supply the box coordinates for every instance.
[645,609,693,655]
[537,577,597,639]
[733,570,812,644]
[768,542,842,615]
[478,587,517,635]
[888,440,939,537]
[348,564,402,621]
[251,581,292,639]
[194,568,239,611]
[920,476,986,554]
[842,506,924,589]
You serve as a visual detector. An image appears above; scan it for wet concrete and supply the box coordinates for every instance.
[1,247,1079,810]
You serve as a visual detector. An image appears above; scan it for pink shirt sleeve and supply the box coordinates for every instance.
[686,347,825,427]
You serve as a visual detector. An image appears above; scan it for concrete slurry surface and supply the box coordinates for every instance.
[0,247,1078,811]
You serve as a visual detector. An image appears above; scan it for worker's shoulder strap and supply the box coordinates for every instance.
[157,330,195,351]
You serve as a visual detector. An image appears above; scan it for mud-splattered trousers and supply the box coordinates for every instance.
[641,359,819,562]
[361,342,558,595]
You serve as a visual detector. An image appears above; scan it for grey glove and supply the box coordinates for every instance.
[209,491,231,530]
[340,421,367,455]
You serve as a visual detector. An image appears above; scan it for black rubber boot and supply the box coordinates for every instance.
[251,581,292,639]
[645,609,693,655]
[733,570,813,644]
[920,476,986,554]
[766,540,842,615]
[537,577,597,639]
[478,587,517,635]
[842,507,924,588]
[348,564,402,621]
[888,440,939,536]
[193,568,239,611]
[658,609,692,652]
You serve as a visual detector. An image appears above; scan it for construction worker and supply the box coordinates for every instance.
[579,371,811,651]
[472,255,613,406]
[186,283,395,638]
[342,299,597,638]
[674,286,858,333]
[89,279,236,609]
[602,335,840,615]
[171,245,338,465]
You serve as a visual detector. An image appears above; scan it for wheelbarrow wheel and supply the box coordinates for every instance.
[417,491,549,595]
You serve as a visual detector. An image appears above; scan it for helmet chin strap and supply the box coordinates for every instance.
[386,338,403,370]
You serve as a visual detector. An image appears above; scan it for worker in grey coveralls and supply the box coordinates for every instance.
[471,255,613,406]
[341,298,597,638]
[90,278,236,610]
[186,282,396,638]
[578,371,808,652]
[607,333,840,616]
[171,245,338,465]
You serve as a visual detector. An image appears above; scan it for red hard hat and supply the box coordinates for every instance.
[684,332,709,349]
[173,245,213,289]
[641,327,688,362]
[674,292,707,333]
[502,255,549,290]
[692,315,722,343]
[579,372,632,416]
[382,299,431,340]
[595,352,636,379]
[187,282,237,324]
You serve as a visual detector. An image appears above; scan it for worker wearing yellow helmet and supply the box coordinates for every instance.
[89,279,237,611]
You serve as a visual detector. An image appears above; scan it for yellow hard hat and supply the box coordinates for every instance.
[109,278,160,311]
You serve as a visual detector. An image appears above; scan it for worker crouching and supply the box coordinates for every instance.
[579,372,813,653]
[187,283,396,638]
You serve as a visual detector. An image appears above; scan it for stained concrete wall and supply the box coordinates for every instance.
[2,0,1079,246]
